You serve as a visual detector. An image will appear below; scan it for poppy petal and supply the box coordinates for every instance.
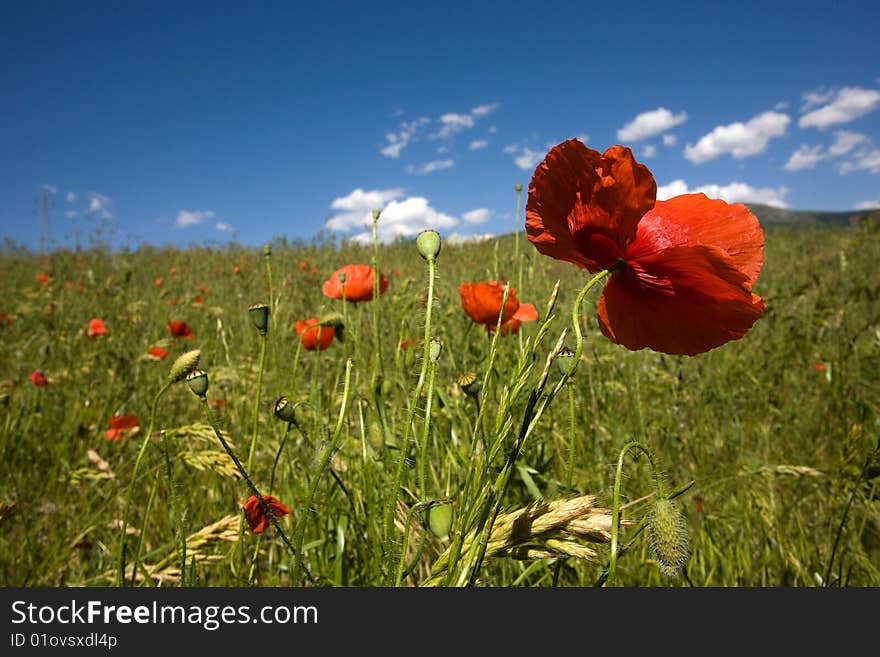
[459,282,520,326]
[633,194,764,286]
[322,265,388,302]
[512,303,539,322]
[526,140,656,271]
[597,244,766,355]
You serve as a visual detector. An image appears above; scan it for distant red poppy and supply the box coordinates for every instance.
[29,370,49,387]
[208,398,226,409]
[104,415,139,441]
[242,494,292,534]
[191,295,204,307]
[233,266,241,275]
[0,313,12,327]
[322,265,388,302]
[35,273,51,286]
[64,281,73,289]
[154,278,163,286]
[166,299,178,307]
[295,318,334,351]
[399,338,416,350]
[146,347,170,360]
[197,285,209,293]
[459,281,538,333]
[166,320,195,339]
[811,362,826,372]
[87,318,109,338]
[526,139,765,355]
[168,266,178,274]
[298,260,309,271]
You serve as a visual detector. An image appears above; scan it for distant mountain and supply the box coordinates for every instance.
[745,203,870,228]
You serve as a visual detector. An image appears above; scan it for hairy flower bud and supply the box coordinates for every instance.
[169,349,201,383]
[646,498,690,578]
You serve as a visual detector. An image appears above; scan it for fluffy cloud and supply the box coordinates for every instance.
[325,188,459,244]
[656,179,789,208]
[432,103,499,139]
[41,183,58,194]
[65,191,76,203]
[837,147,880,174]
[799,87,880,129]
[617,107,688,142]
[641,144,657,158]
[684,111,790,164]
[405,159,454,175]
[469,139,488,151]
[784,145,826,171]
[380,117,429,158]
[828,130,869,156]
[175,209,214,228]
[446,232,495,244]
[853,200,880,210]
[471,103,500,117]
[88,193,113,219]
[504,145,545,171]
[662,134,677,147]
[215,222,235,233]
[461,208,493,224]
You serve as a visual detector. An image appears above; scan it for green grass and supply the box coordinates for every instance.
[0,219,878,587]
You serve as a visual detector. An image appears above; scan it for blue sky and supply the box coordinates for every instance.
[2,1,879,252]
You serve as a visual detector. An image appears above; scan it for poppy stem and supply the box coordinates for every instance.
[291,358,354,585]
[116,379,172,587]
[607,440,665,586]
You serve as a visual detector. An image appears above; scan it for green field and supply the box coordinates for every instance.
[1,214,878,587]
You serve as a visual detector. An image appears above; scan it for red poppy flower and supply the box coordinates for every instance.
[811,362,826,372]
[104,415,139,441]
[295,318,335,351]
[146,347,170,360]
[35,273,52,285]
[197,285,209,293]
[191,295,204,307]
[242,494,292,534]
[298,260,309,271]
[167,320,195,339]
[322,265,389,302]
[168,266,178,274]
[154,278,163,286]
[29,370,50,387]
[496,303,540,335]
[526,139,765,356]
[459,281,538,333]
[87,318,109,338]
[64,281,73,289]
[233,265,241,275]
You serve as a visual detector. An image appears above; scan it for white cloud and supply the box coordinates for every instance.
[799,87,880,129]
[617,108,688,142]
[41,183,58,194]
[837,147,880,174]
[330,188,403,213]
[488,125,497,134]
[684,111,790,164]
[461,208,493,224]
[801,89,834,112]
[65,210,78,218]
[469,139,488,151]
[65,191,76,203]
[662,134,677,147]
[784,144,826,171]
[175,209,214,228]
[437,145,449,153]
[574,134,590,144]
[505,145,545,171]
[828,130,868,156]
[87,192,113,219]
[405,159,454,175]
[340,196,459,244]
[215,222,234,232]
[380,116,429,158]
[641,144,657,158]
[854,200,880,210]
[774,101,790,111]
[471,103,500,117]
[446,232,495,244]
[656,179,789,208]
[435,113,474,139]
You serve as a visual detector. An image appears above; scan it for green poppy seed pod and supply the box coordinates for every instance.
[428,338,442,363]
[186,369,209,398]
[273,395,297,424]
[249,303,270,335]
[416,229,442,261]
[515,183,522,192]
[169,349,201,383]
[457,372,481,399]
[554,347,576,377]
[646,498,690,578]
[263,243,272,257]
[426,503,453,539]
[372,209,381,221]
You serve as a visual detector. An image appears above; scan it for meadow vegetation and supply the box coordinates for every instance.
[1,213,878,587]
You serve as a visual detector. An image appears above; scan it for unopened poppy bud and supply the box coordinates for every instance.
[319,312,345,342]
[554,347,576,376]
[429,338,442,363]
[372,209,381,221]
[338,272,346,284]
[416,229,442,261]
[457,372,481,398]
[249,303,270,335]
[263,243,272,257]
[186,369,209,398]
[274,395,297,424]
[515,183,522,192]
[169,349,201,383]
[647,498,690,578]
[426,503,453,539]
